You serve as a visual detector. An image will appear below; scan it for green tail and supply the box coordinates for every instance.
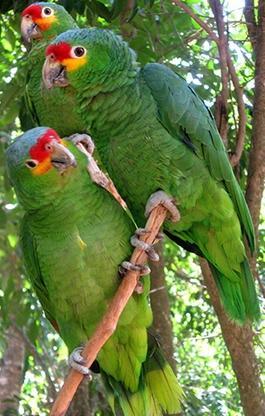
[210,260,260,324]
[102,340,183,415]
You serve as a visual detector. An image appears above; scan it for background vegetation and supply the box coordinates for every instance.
[0,0,264,415]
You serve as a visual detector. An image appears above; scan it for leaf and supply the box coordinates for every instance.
[110,0,128,20]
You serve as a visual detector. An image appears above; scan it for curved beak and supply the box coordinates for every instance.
[50,140,77,173]
[42,56,69,89]
[21,16,42,46]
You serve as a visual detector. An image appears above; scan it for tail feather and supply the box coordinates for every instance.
[101,339,183,415]
[145,345,183,415]
[209,260,260,324]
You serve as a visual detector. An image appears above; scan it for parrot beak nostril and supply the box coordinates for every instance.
[42,58,69,89]
[21,16,41,46]
[50,141,77,173]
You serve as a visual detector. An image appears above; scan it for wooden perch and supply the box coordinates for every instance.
[50,204,168,416]
[50,136,171,415]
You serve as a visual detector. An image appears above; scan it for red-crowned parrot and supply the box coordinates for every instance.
[5,127,182,416]
[21,3,85,134]
[42,28,260,324]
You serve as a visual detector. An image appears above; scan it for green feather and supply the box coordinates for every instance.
[6,127,182,415]
[47,28,260,323]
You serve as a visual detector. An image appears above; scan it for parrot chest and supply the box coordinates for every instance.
[33,215,132,341]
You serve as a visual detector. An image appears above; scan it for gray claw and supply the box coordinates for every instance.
[119,261,151,276]
[145,191,180,222]
[66,133,95,155]
[119,261,150,294]
[130,234,160,262]
[69,347,92,379]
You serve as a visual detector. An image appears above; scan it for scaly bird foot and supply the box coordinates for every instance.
[68,347,93,379]
[130,228,163,262]
[66,133,95,155]
[145,190,180,222]
[119,261,151,294]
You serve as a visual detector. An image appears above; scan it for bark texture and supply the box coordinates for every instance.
[149,241,176,371]
[246,1,265,242]
[0,325,26,415]
[200,259,265,416]
[66,378,91,416]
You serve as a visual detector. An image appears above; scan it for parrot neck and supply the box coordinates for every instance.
[24,173,110,234]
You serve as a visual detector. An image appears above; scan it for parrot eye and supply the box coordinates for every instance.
[25,159,39,169]
[71,46,86,58]
[45,143,53,151]
[41,7,54,17]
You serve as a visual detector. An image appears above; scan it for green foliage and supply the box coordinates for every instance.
[0,1,264,415]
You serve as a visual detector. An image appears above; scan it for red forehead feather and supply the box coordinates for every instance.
[30,129,60,162]
[21,4,42,18]
[46,42,71,61]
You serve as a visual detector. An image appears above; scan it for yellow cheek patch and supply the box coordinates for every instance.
[35,15,57,31]
[62,57,87,72]
[32,157,52,176]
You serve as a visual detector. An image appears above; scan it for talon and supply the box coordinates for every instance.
[135,281,144,294]
[120,261,150,276]
[130,234,159,262]
[119,261,150,294]
[145,191,180,222]
[135,228,150,236]
[69,347,93,379]
[66,133,95,155]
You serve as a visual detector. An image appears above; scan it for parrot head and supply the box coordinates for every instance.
[6,127,78,210]
[21,2,77,46]
[42,28,137,91]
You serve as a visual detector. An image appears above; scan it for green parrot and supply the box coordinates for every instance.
[42,28,260,324]
[20,2,85,135]
[6,127,182,415]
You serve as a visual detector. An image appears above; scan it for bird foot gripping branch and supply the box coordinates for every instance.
[69,347,93,379]
[66,133,128,211]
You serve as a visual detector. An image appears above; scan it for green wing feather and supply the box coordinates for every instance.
[20,216,56,326]
[143,63,255,253]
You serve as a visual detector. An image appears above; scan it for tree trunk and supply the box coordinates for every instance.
[200,259,265,416]
[0,324,26,415]
[149,241,176,371]
[246,0,265,244]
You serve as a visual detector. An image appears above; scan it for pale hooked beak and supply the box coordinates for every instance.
[50,140,77,172]
[42,56,69,89]
[21,15,42,45]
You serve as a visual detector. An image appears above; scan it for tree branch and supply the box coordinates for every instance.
[50,205,170,416]
[244,0,257,51]
[172,0,246,166]
[200,259,265,416]
[172,0,219,43]
[14,325,57,401]
[246,1,265,242]
[209,0,229,143]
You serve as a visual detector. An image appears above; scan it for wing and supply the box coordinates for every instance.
[143,63,255,252]
[20,217,57,329]
[19,74,40,131]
